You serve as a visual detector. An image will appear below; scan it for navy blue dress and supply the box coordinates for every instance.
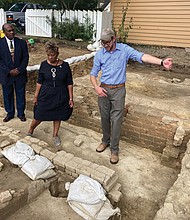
[34,60,73,121]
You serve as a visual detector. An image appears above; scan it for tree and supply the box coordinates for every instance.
[31,0,98,11]
[0,0,23,11]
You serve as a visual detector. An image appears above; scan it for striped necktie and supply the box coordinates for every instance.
[10,40,14,52]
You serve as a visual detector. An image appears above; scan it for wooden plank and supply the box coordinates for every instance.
[128,32,190,40]
[114,14,190,19]
[128,39,190,48]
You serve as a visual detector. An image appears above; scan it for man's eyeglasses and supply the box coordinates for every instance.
[101,37,113,46]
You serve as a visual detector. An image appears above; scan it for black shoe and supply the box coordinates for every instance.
[18,115,26,122]
[3,115,14,122]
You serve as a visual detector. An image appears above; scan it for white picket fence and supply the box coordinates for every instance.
[0,8,112,42]
[25,9,113,42]
[25,9,52,38]
[0,8,6,29]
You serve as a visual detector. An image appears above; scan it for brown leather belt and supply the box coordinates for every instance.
[100,83,125,89]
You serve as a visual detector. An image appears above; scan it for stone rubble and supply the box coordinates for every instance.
[0,122,122,218]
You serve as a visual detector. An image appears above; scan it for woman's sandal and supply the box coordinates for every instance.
[26,133,33,137]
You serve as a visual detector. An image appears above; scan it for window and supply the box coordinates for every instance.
[9,3,25,12]
[26,4,34,9]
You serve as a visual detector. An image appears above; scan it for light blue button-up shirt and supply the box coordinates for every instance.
[90,43,144,85]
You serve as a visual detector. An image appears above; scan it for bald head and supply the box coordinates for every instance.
[2,23,15,40]
[2,23,13,31]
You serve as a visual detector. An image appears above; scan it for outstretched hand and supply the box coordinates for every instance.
[163,58,172,70]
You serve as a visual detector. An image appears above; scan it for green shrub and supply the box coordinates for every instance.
[52,16,94,41]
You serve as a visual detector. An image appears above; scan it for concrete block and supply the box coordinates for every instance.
[0,126,9,130]
[56,150,67,157]
[91,170,106,184]
[65,160,78,173]
[0,161,3,171]
[19,139,31,146]
[65,153,74,160]
[96,165,115,177]
[72,172,79,178]
[74,138,84,147]
[55,164,65,173]
[25,136,40,144]
[2,131,11,136]
[31,144,43,154]
[0,140,12,149]
[72,157,83,164]
[40,149,56,161]
[89,163,99,170]
[103,174,114,186]
[12,130,21,135]
[0,190,12,203]
[6,128,13,132]
[9,133,20,141]
[38,141,48,148]
[81,160,92,166]
[53,155,71,169]
[76,165,91,177]
[103,175,118,192]
[108,189,122,203]
[113,183,122,191]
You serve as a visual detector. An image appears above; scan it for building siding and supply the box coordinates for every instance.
[111,0,190,48]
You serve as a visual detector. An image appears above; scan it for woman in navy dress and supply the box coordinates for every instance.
[27,41,74,148]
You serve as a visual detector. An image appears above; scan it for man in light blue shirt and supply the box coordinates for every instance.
[90,28,172,164]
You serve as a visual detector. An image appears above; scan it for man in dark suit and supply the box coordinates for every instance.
[0,23,29,122]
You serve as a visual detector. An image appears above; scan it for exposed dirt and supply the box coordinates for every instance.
[28,40,90,66]
[1,38,190,220]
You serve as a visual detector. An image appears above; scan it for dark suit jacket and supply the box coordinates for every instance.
[0,37,29,85]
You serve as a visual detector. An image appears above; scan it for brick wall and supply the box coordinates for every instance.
[70,102,179,153]
[122,104,178,153]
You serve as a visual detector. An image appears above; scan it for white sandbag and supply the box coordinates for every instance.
[68,200,104,220]
[95,198,121,220]
[67,174,106,204]
[68,198,120,220]
[21,155,54,180]
[66,174,120,220]
[1,141,35,167]
[36,169,56,180]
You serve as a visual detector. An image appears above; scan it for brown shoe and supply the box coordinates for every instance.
[110,153,119,164]
[3,115,14,122]
[96,143,109,153]
[18,115,26,122]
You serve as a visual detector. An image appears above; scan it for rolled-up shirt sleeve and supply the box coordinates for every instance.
[90,43,144,85]
[90,52,101,77]
[126,45,144,63]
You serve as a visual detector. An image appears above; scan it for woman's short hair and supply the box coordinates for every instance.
[45,41,59,53]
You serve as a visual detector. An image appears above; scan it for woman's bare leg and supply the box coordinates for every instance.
[28,119,41,135]
[53,121,61,147]
[53,120,61,137]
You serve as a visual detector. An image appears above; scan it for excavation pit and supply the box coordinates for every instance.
[1,45,190,220]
